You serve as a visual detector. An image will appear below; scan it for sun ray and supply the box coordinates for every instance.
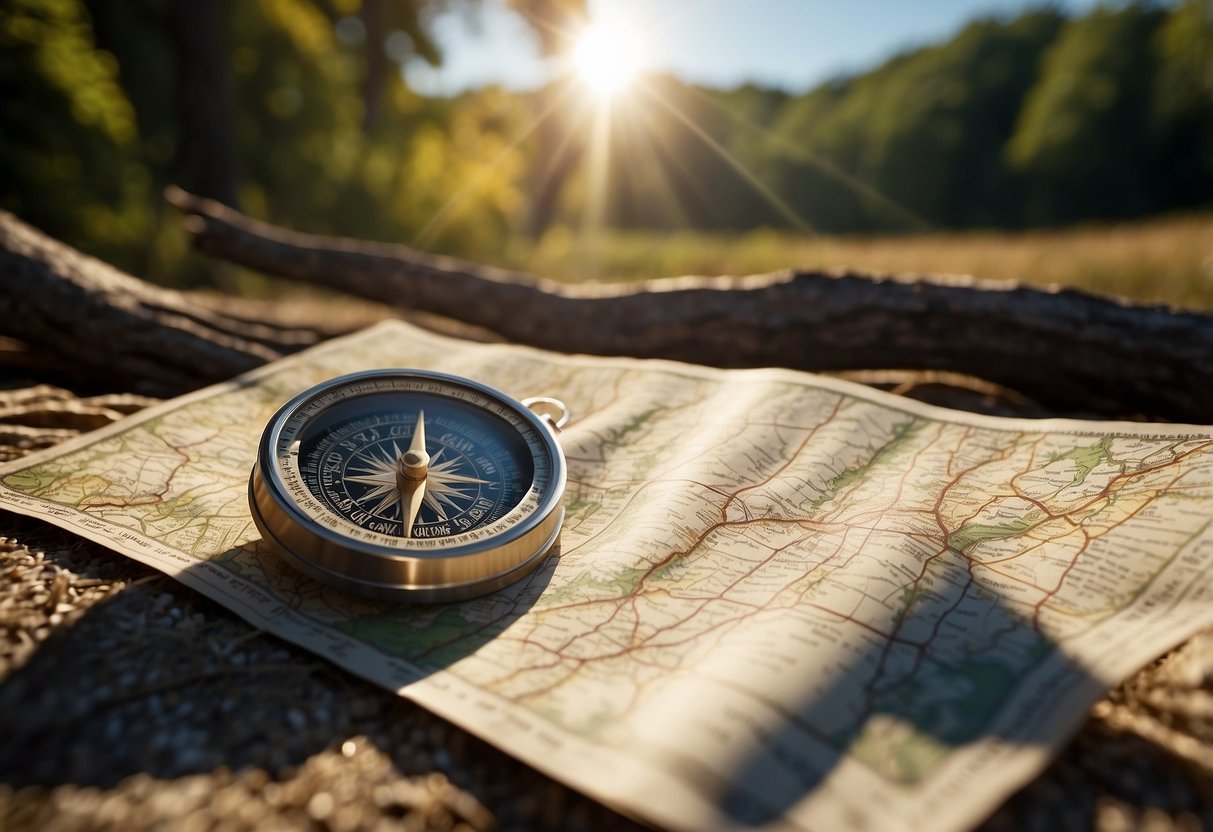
[634,104,721,227]
[578,90,615,273]
[636,79,814,234]
[503,3,574,52]
[526,92,591,235]
[412,83,579,249]
[615,101,692,228]
[679,83,930,231]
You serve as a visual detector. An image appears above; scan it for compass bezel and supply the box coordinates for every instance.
[249,369,567,602]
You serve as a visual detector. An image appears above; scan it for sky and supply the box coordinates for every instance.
[404,0,1105,96]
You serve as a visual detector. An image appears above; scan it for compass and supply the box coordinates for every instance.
[249,369,568,602]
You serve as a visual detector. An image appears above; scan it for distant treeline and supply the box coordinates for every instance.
[594,2,1212,233]
[1,1,1209,280]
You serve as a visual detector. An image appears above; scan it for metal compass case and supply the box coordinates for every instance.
[249,369,569,602]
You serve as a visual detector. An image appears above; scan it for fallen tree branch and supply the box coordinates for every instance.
[170,188,1213,422]
[0,212,331,394]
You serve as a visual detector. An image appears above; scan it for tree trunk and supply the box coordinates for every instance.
[0,211,315,394]
[359,0,387,132]
[168,1,239,208]
[167,189,1213,423]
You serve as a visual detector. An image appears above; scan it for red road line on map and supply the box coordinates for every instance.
[80,427,223,510]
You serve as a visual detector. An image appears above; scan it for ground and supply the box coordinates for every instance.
[1,380,1212,832]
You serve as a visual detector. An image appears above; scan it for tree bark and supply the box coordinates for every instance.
[168,188,1213,423]
[0,211,323,395]
[7,190,1213,423]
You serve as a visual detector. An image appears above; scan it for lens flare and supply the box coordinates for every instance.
[573,24,639,97]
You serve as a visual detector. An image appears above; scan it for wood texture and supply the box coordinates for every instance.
[0,211,330,394]
[168,188,1213,422]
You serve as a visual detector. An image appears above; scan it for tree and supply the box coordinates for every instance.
[1006,4,1166,224]
[1,0,585,281]
[0,0,149,268]
[773,11,1064,230]
[1148,0,1213,211]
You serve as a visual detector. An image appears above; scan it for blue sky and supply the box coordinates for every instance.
[405,0,1105,96]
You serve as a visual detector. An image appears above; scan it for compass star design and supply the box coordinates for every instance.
[346,442,488,521]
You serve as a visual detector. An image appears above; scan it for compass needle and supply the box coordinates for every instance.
[396,410,430,538]
[250,370,567,601]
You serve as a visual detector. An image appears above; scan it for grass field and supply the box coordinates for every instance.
[496,212,1213,309]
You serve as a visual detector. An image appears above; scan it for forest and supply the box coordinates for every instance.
[1,0,1210,287]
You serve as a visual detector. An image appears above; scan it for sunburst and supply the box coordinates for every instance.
[345,443,489,522]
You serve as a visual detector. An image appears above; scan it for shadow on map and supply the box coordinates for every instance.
[192,538,561,682]
[696,574,1104,827]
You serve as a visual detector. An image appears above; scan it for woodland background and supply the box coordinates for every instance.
[1,0,1211,297]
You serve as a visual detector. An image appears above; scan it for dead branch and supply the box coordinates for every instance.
[0,212,329,395]
[169,188,1213,423]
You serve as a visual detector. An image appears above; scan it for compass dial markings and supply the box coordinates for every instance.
[336,442,493,523]
[296,393,535,540]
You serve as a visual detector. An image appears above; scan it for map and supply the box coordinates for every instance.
[4,319,1213,832]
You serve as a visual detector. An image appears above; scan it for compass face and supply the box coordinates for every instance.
[249,370,566,602]
[299,395,533,539]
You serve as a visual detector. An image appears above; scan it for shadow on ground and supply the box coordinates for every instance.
[0,515,643,831]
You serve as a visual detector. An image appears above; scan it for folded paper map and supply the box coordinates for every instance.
[3,320,1213,831]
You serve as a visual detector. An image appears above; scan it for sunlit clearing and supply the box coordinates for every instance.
[573,24,639,97]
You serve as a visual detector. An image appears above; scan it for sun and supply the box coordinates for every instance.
[572,23,640,97]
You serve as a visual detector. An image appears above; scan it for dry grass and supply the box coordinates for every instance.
[503,212,1213,309]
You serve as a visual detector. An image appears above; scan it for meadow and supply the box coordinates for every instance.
[497,212,1213,310]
